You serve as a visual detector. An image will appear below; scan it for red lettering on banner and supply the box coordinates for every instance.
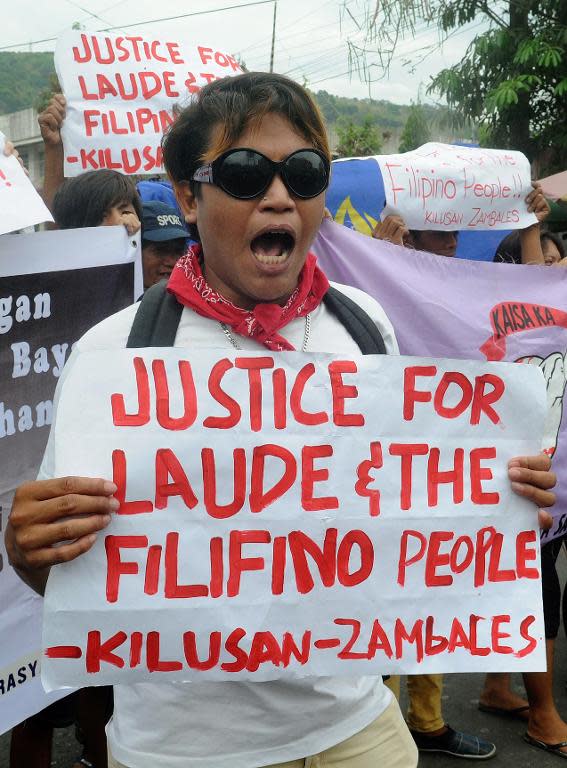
[288,528,338,593]
[202,447,246,518]
[427,447,464,506]
[389,443,429,509]
[153,359,197,430]
[235,356,275,431]
[83,107,174,137]
[197,46,241,71]
[516,531,539,578]
[164,532,208,599]
[227,530,271,597]
[301,444,338,511]
[147,630,183,671]
[183,631,221,670]
[111,356,150,426]
[203,358,240,428]
[290,363,328,425]
[155,448,198,510]
[424,532,454,586]
[491,615,513,654]
[328,361,364,426]
[403,365,436,420]
[403,366,504,425]
[250,444,297,513]
[355,441,383,517]
[209,537,224,598]
[105,535,148,602]
[335,618,367,659]
[221,628,249,672]
[86,630,127,673]
[272,368,287,429]
[337,530,374,586]
[144,545,162,595]
[398,528,540,588]
[470,447,499,504]
[517,615,537,657]
[72,34,186,64]
[112,450,153,514]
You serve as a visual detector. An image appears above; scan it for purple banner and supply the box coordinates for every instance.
[313,219,567,542]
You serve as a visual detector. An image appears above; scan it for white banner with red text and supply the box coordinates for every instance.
[43,349,546,689]
[376,142,537,231]
[55,29,243,176]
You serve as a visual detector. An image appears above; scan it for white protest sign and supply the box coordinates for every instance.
[376,142,537,231]
[0,226,138,734]
[42,349,546,689]
[0,132,53,234]
[55,29,243,177]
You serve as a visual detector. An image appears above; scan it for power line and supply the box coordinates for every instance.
[0,0,275,51]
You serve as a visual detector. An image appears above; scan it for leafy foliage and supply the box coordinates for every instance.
[0,53,56,113]
[335,116,382,156]
[343,0,567,174]
[398,104,431,152]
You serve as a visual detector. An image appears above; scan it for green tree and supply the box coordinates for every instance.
[398,104,431,152]
[344,0,567,173]
[335,116,382,157]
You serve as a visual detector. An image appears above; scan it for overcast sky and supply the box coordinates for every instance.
[1,0,484,105]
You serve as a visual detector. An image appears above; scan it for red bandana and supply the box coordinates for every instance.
[167,244,329,351]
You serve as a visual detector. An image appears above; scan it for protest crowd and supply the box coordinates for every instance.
[0,22,566,768]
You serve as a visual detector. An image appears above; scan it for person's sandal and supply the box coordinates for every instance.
[410,725,497,759]
[524,732,567,759]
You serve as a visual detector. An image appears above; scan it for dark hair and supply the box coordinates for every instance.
[162,72,331,187]
[495,229,566,264]
[541,230,566,260]
[494,231,522,264]
[53,169,142,229]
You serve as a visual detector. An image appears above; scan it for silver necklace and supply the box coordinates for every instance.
[221,314,311,351]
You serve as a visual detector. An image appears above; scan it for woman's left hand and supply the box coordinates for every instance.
[508,453,555,529]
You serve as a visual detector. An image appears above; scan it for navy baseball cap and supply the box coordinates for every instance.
[142,201,188,242]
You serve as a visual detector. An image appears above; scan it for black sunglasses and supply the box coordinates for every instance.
[191,148,330,200]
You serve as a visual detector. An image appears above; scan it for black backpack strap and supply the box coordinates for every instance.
[127,281,386,354]
[126,279,183,348]
[323,285,387,355]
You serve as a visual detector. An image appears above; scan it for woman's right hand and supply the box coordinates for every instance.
[5,476,117,592]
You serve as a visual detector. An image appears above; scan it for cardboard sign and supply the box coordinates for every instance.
[42,348,546,689]
[0,132,53,234]
[375,143,537,231]
[55,29,243,176]
[0,226,138,734]
[314,219,567,542]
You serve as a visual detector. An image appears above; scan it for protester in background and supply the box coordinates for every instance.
[495,229,566,266]
[52,169,141,236]
[137,178,181,216]
[37,93,65,212]
[374,182,549,264]
[542,232,566,265]
[482,218,567,759]
[140,200,188,290]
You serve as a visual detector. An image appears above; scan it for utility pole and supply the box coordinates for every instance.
[269,0,277,72]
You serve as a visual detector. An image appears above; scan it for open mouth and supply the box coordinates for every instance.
[250,230,296,265]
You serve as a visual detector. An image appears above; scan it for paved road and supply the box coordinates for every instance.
[2,557,566,767]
